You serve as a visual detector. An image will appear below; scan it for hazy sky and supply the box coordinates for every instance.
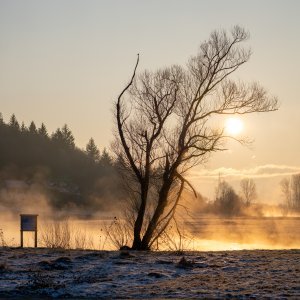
[1,0,300,203]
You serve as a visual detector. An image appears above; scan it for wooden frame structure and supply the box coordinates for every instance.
[20,214,38,247]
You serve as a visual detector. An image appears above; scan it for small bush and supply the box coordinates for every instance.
[176,257,194,269]
[103,217,132,250]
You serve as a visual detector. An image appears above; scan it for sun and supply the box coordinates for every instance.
[225,117,244,136]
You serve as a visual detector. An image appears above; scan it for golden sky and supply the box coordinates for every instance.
[1,0,299,203]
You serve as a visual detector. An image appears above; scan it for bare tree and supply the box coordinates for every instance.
[281,174,300,211]
[240,178,257,206]
[114,26,278,250]
[281,178,292,210]
[291,174,300,211]
[215,179,242,216]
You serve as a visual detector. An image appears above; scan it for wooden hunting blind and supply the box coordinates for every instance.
[20,214,38,247]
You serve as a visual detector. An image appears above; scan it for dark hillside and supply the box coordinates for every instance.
[0,113,122,213]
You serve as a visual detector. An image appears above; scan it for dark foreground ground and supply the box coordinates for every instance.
[0,248,299,299]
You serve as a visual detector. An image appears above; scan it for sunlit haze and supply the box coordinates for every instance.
[1,0,300,203]
[225,117,244,136]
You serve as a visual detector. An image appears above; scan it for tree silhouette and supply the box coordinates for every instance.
[100,148,112,166]
[38,123,48,138]
[240,178,257,206]
[281,174,300,211]
[29,121,37,134]
[52,128,63,143]
[291,174,300,211]
[281,178,292,209]
[215,179,242,216]
[115,26,278,250]
[0,116,121,211]
[85,138,100,162]
[9,114,20,130]
[0,113,4,125]
[21,122,27,132]
[52,125,75,149]
[61,124,75,149]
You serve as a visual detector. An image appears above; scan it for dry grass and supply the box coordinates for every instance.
[0,228,16,248]
[159,220,194,252]
[0,229,7,247]
[102,217,132,250]
[40,220,94,250]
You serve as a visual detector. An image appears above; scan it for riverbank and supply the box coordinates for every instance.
[0,247,299,298]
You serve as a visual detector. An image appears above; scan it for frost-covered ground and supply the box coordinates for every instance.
[0,248,299,299]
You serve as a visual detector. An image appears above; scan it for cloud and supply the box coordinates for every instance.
[188,164,300,180]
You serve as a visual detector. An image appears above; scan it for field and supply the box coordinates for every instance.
[0,247,299,298]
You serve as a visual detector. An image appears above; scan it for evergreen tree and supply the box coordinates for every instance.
[29,121,37,134]
[21,122,27,132]
[85,138,100,162]
[38,123,48,138]
[9,114,20,130]
[52,124,75,149]
[61,124,75,149]
[51,128,63,143]
[0,114,121,211]
[0,112,4,125]
[100,148,112,166]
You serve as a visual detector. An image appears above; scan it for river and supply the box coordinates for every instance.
[1,216,300,250]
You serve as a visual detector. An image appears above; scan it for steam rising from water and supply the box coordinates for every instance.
[1,214,300,250]
[183,216,300,250]
[1,180,299,251]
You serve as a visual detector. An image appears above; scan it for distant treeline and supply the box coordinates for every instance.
[0,113,122,212]
[1,113,298,216]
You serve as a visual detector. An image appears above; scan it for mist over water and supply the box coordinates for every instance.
[1,179,299,251]
[184,216,300,250]
[2,213,300,250]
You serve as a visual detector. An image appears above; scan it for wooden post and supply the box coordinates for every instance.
[35,230,38,248]
[20,230,23,248]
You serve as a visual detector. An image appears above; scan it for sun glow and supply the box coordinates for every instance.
[225,117,244,136]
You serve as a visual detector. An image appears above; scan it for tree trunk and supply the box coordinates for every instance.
[141,179,172,249]
[131,184,149,250]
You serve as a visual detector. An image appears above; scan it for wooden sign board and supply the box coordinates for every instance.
[20,214,38,247]
[20,214,38,231]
